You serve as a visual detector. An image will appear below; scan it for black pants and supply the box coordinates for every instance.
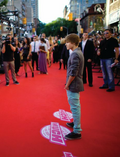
[32,52,38,70]
[83,61,93,84]
[59,58,68,70]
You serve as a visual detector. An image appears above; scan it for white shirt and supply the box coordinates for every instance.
[38,39,50,51]
[82,39,88,53]
[69,49,73,56]
[31,41,39,53]
[39,43,47,52]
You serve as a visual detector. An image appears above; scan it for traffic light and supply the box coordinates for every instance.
[81,28,83,34]
[22,17,27,25]
[60,26,63,31]
[32,28,35,33]
[68,13,73,21]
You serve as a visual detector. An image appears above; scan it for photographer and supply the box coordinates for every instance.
[2,34,19,86]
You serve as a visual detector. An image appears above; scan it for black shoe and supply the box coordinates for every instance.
[89,84,93,87]
[106,88,115,92]
[32,72,34,77]
[99,85,108,89]
[65,132,81,140]
[66,122,74,128]
[14,81,19,85]
[25,73,27,78]
[6,82,9,86]
[83,81,87,84]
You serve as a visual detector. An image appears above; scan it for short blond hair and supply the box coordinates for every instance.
[60,38,65,44]
[65,33,79,46]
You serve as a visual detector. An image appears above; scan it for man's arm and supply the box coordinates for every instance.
[65,76,75,90]
[2,44,5,53]
[9,44,16,52]
[114,47,119,64]
[65,53,80,90]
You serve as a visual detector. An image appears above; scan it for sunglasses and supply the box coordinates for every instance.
[104,32,109,35]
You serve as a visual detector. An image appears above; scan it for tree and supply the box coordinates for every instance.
[0,0,8,7]
[36,20,45,36]
[41,18,77,37]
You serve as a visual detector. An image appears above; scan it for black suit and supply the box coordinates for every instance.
[61,44,69,69]
[79,40,94,85]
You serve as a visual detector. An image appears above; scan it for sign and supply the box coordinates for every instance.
[0,5,8,12]
[53,109,73,121]
[41,122,70,146]
[109,10,120,24]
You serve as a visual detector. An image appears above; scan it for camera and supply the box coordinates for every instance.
[5,37,11,45]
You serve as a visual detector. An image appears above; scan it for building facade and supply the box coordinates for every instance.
[106,0,120,33]
[69,0,106,19]
[80,3,105,33]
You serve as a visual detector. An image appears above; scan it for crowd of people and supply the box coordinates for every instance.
[0,30,120,89]
[0,30,120,140]
[2,30,120,91]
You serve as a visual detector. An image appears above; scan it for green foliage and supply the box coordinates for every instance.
[0,0,8,7]
[36,20,46,36]
[40,18,77,37]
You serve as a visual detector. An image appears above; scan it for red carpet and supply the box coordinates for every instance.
[0,63,120,157]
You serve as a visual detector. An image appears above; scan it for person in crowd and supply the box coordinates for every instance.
[79,32,95,87]
[38,38,48,74]
[31,36,39,71]
[14,38,21,76]
[58,38,65,70]
[1,34,19,86]
[97,29,119,92]
[40,33,50,65]
[48,36,54,67]
[60,38,69,70]
[64,33,84,140]
[0,35,3,66]
[22,37,34,78]
[53,39,59,63]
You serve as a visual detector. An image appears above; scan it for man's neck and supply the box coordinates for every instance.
[106,36,111,40]
[83,38,88,41]
[72,46,78,51]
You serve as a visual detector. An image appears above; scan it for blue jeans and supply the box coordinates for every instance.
[100,58,115,89]
[67,90,81,134]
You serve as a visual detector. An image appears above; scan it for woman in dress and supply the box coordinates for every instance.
[38,38,48,74]
[23,37,34,77]
[14,38,21,76]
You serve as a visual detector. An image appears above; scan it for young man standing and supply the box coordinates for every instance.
[79,32,94,87]
[64,34,84,140]
[97,29,119,92]
[2,34,19,86]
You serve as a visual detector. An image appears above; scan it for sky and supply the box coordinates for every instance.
[39,0,69,24]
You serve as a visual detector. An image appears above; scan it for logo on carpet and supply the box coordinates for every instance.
[62,152,76,157]
[41,122,71,146]
[53,109,73,121]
